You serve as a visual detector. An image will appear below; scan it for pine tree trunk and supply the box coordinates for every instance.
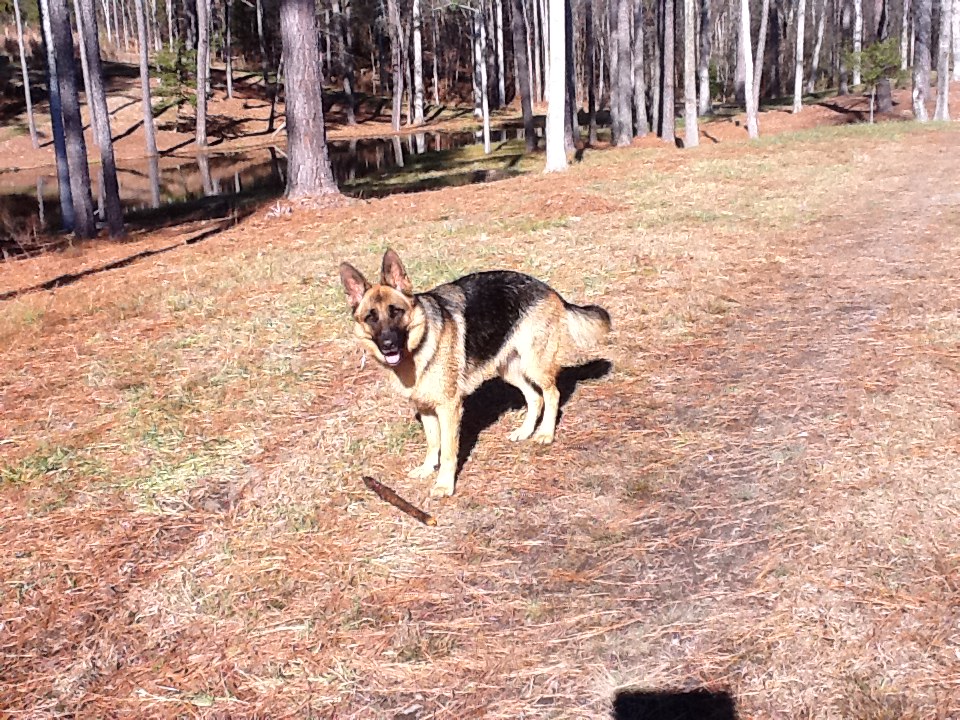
[752,0,770,106]
[495,0,507,106]
[48,0,97,238]
[134,0,159,156]
[911,0,930,119]
[196,0,209,147]
[225,0,233,98]
[544,0,567,169]
[610,0,632,144]
[900,0,910,68]
[432,12,441,105]
[585,0,598,142]
[684,0,699,145]
[532,0,542,102]
[952,0,960,81]
[101,0,113,44]
[478,2,492,151]
[13,0,39,149]
[412,0,425,124]
[564,0,579,150]
[838,0,851,94]
[660,0,676,142]
[39,0,75,231]
[634,0,650,135]
[697,0,712,114]
[852,0,862,84]
[120,0,131,49]
[808,0,826,90]
[740,0,759,136]
[166,0,173,50]
[471,9,483,117]
[256,0,273,129]
[72,0,100,141]
[280,0,338,196]
[386,0,404,130]
[793,0,806,110]
[933,0,952,119]
[79,0,124,235]
[341,0,357,124]
[511,0,537,149]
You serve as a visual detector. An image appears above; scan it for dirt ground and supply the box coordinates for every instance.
[2,78,960,718]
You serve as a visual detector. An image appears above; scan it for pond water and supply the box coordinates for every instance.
[0,126,536,256]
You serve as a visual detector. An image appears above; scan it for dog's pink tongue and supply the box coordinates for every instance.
[385,352,402,366]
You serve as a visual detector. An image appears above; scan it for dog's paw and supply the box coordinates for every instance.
[429,477,455,498]
[408,462,437,479]
[530,432,555,445]
[509,426,535,442]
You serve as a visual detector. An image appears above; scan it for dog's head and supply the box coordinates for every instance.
[339,249,425,368]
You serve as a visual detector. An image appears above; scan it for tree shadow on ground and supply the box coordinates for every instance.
[456,359,613,470]
[612,688,738,720]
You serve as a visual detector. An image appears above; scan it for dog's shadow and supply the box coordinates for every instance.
[454,359,613,470]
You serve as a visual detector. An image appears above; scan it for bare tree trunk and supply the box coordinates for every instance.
[13,0,39,149]
[471,8,483,117]
[532,0,542,102]
[495,0,507,106]
[793,0,806,110]
[195,0,209,146]
[39,0,75,231]
[540,0,550,100]
[134,0,159,156]
[387,0,404,129]
[340,0,357,124]
[511,0,537,148]
[808,0,826,90]
[564,0,579,150]
[900,0,910,68]
[412,0,424,124]
[660,0,676,142]
[934,0,952,119]
[477,3,492,151]
[852,0,862,84]
[225,0,233,98]
[280,0,338,196]
[545,0,566,169]
[634,0,650,135]
[256,0,273,129]
[79,0,124,235]
[952,0,960,81]
[684,0,699,145]
[166,0,173,50]
[697,0,712,114]
[752,0,770,106]
[149,0,161,52]
[585,0,598,142]
[740,0,759,136]
[48,0,97,238]
[120,0,131,49]
[72,0,100,141]
[432,11,441,105]
[911,0,930,119]
[101,0,113,44]
[610,0,632,144]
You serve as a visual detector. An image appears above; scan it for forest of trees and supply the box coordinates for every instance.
[1,0,957,232]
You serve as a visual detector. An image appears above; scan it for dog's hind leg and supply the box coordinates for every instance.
[409,409,441,479]
[501,358,544,442]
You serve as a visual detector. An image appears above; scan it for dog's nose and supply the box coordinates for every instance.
[380,336,398,351]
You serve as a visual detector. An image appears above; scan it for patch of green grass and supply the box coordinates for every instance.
[0,445,76,486]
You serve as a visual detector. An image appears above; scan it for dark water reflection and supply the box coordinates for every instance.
[0,127,534,255]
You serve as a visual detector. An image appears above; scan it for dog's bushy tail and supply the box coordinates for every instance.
[564,302,611,350]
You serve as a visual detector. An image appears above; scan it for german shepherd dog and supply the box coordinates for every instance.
[340,250,611,498]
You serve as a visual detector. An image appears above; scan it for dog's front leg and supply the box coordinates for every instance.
[409,409,441,479]
[430,401,462,497]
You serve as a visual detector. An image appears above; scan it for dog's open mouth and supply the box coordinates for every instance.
[382,351,403,367]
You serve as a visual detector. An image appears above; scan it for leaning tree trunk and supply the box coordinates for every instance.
[683,0,699,145]
[13,0,39,148]
[933,0,952,119]
[387,0,404,130]
[659,0,676,143]
[808,0,826,90]
[633,0,650,136]
[852,0,863,84]
[280,0,339,196]
[134,0,159,156]
[740,0,760,137]
[585,0,598,142]
[511,0,537,149]
[79,0,124,235]
[697,0,712,114]
[752,0,770,107]
[793,0,807,111]
[412,0,425,124]
[911,0,930,120]
[39,0,75,231]
[196,0,210,147]
[544,0,567,169]
[48,0,97,238]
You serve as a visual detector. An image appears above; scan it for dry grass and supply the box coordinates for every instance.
[2,121,960,719]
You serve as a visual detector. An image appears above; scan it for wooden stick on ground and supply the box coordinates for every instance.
[362,476,437,526]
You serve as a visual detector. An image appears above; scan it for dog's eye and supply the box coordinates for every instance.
[388,305,404,319]
[365,309,379,324]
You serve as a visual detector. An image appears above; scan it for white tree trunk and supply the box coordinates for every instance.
[412,0,424,124]
[853,0,863,84]
[912,0,930,120]
[901,0,911,69]
[196,0,210,146]
[12,0,39,148]
[934,0,952,119]
[807,0,825,91]
[740,0,759,137]
[477,3,493,152]
[793,0,806,111]
[134,0,159,155]
[72,0,99,141]
[752,0,770,109]
[544,0,566,170]
[495,0,506,106]
[166,0,173,50]
[102,0,113,44]
[684,0,699,146]
[432,12,441,105]
[952,0,960,81]
[531,0,542,102]
[225,0,233,98]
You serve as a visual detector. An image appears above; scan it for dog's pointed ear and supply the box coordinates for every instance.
[381,249,413,296]
[340,263,371,311]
